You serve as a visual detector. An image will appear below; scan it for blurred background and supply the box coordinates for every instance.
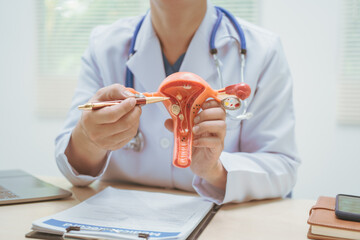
[0,0,359,200]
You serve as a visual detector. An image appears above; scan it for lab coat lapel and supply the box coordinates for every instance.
[126,13,165,94]
[179,1,224,88]
[127,1,230,93]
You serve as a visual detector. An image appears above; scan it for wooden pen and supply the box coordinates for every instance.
[78,96,169,110]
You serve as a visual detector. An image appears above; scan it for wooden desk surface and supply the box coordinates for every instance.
[0,177,315,239]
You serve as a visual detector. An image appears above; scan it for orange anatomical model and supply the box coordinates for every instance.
[127,72,251,168]
[158,73,219,168]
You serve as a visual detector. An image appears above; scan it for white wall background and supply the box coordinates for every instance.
[261,0,360,199]
[0,0,359,200]
[0,0,63,176]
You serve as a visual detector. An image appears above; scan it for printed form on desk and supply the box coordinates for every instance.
[31,187,215,240]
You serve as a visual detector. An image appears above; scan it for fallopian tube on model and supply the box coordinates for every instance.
[127,72,251,168]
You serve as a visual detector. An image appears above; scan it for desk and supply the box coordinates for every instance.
[0,177,315,239]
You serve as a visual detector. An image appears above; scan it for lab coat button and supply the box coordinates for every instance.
[160,137,170,149]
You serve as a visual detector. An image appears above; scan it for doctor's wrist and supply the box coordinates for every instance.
[65,123,108,177]
[202,160,227,191]
[76,122,107,154]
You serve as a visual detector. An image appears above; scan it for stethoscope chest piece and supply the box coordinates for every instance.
[123,130,144,152]
[221,97,241,110]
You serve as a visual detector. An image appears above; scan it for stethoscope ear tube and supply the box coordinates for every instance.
[211,7,251,122]
[214,6,247,52]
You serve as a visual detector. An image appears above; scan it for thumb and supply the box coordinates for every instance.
[94,84,135,101]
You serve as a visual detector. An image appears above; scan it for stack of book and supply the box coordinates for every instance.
[307,196,360,240]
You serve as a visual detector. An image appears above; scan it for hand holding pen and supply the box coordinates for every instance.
[66,85,147,176]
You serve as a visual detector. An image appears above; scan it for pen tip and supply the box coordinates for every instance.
[78,103,92,110]
[145,96,171,104]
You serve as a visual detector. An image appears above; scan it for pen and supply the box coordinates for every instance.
[78,96,169,110]
[64,226,150,240]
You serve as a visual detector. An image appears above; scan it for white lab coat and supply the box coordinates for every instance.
[55,2,300,204]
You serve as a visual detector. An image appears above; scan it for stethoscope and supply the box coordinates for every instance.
[124,6,252,152]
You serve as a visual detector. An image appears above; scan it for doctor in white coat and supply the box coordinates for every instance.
[55,0,300,204]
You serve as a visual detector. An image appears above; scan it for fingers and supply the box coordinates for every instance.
[82,84,138,126]
[80,95,142,151]
[93,84,135,102]
[192,100,226,148]
[91,106,142,136]
[192,120,226,139]
[89,98,137,124]
[96,126,138,151]
[201,99,222,110]
[194,107,225,124]
[163,99,226,147]
[191,99,226,138]
[193,136,224,149]
[81,106,141,151]
[78,84,144,151]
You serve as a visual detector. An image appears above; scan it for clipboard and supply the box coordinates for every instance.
[25,204,221,240]
[187,204,221,240]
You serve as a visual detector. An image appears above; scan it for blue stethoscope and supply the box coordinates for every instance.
[124,6,252,152]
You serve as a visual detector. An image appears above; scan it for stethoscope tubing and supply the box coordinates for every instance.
[124,6,250,151]
[213,6,246,53]
[125,6,247,89]
[210,7,246,54]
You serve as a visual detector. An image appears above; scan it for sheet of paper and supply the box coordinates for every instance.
[32,187,214,239]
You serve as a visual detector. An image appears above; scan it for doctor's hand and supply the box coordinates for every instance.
[65,84,142,176]
[164,100,228,190]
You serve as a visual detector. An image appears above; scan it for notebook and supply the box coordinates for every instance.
[0,169,72,205]
[27,187,219,240]
[307,196,360,240]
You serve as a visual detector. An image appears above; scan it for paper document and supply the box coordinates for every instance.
[31,187,214,239]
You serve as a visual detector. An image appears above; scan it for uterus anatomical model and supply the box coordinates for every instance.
[127,72,251,168]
